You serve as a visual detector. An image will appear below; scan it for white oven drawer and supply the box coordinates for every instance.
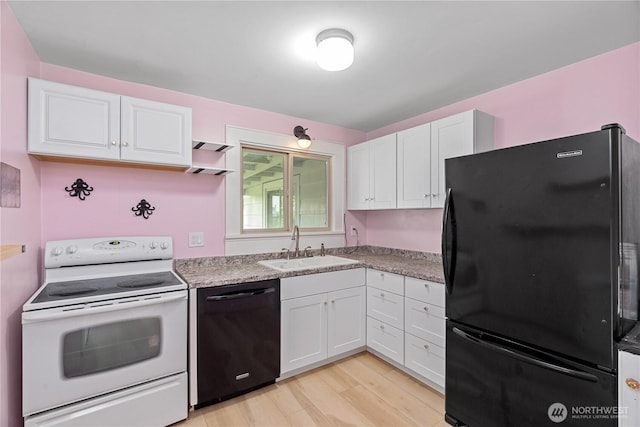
[22,290,187,416]
[24,372,187,427]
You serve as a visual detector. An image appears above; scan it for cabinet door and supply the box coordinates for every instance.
[120,97,192,167]
[370,134,397,209]
[348,143,371,210]
[620,350,640,427]
[397,123,431,208]
[281,294,327,374]
[328,287,365,358]
[430,110,475,208]
[28,78,120,160]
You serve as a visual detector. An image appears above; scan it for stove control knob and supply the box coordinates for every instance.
[160,242,169,250]
[149,241,158,249]
[51,246,63,256]
[66,245,78,254]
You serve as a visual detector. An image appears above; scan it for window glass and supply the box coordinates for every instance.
[241,147,329,232]
[292,156,329,228]
[242,149,286,230]
[62,318,161,378]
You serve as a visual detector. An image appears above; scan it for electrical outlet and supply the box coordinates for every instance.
[188,232,205,248]
[350,226,357,236]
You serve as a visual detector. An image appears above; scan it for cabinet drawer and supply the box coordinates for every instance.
[405,277,445,307]
[404,298,445,347]
[367,286,404,330]
[366,269,404,295]
[367,317,403,365]
[404,333,445,387]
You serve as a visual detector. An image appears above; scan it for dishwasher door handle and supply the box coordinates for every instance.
[206,287,275,302]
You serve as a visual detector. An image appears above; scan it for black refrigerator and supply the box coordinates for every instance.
[442,124,640,427]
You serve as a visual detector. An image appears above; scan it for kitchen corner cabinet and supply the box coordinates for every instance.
[280,269,366,375]
[348,134,397,210]
[619,350,640,426]
[365,268,446,392]
[28,78,192,168]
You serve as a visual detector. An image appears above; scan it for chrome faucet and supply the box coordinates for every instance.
[291,225,300,258]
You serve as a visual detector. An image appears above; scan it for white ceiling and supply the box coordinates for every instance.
[8,1,640,133]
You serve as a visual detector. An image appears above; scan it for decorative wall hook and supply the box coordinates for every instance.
[132,199,155,219]
[65,178,93,200]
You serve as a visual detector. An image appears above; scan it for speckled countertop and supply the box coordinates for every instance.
[175,246,444,288]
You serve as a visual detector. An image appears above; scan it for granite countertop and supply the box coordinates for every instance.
[175,246,444,289]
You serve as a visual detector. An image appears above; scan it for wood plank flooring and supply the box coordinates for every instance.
[177,352,447,427]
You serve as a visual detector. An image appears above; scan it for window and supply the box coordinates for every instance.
[242,146,330,233]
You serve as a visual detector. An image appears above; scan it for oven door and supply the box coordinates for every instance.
[22,290,187,416]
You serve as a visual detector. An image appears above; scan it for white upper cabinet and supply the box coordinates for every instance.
[348,133,397,210]
[28,78,192,168]
[120,96,191,166]
[430,109,494,208]
[28,78,121,160]
[349,109,493,211]
[397,123,431,208]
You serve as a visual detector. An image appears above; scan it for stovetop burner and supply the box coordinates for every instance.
[32,271,183,305]
[47,286,98,297]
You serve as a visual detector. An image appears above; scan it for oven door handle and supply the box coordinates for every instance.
[22,292,187,324]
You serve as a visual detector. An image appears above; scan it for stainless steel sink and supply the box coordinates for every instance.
[258,255,360,272]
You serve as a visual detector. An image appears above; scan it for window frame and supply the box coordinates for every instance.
[225,126,347,256]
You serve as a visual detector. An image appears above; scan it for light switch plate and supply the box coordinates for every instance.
[189,232,204,247]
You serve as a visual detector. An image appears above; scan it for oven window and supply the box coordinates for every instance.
[62,317,161,378]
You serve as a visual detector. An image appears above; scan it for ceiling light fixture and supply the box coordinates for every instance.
[316,28,354,72]
[293,126,312,148]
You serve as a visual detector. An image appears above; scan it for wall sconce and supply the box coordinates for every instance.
[294,126,312,148]
[316,28,354,71]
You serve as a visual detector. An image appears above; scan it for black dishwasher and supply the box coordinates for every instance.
[196,279,280,408]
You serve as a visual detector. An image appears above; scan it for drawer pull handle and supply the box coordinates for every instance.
[331,300,335,304]
[424,283,429,289]
[627,378,640,390]
[380,325,385,330]
[380,273,385,278]
[380,292,385,298]
[424,344,430,350]
[423,306,429,312]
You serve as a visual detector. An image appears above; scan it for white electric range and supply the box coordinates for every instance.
[22,236,188,427]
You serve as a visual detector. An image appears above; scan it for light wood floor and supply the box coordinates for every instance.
[177,352,447,427]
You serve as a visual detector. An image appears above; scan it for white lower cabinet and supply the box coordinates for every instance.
[365,269,446,392]
[280,268,366,375]
[619,350,640,426]
[366,269,405,364]
[403,276,446,389]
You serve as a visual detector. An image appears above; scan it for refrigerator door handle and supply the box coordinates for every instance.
[452,326,599,383]
[442,187,456,294]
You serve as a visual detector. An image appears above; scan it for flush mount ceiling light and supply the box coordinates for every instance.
[316,28,354,71]
[293,126,312,148]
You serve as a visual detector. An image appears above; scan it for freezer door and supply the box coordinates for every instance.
[443,130,616,368]
[445,321,617,427]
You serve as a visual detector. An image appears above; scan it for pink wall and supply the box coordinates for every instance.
[0,1,42,425]
[38,64,365,259]
[363,42,640,253]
